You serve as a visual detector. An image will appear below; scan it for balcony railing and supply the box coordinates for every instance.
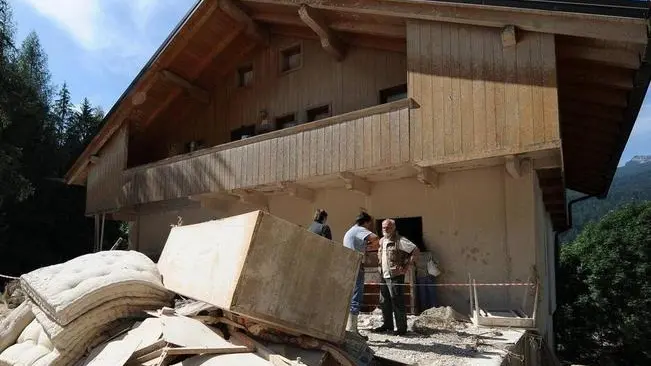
[119,98,414,207]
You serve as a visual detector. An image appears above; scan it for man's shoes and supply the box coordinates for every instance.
[371,325,392,333]
[393,329,407,336]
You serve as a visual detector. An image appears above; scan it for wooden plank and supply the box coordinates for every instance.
[355,118,364,169]
[451,24,462,155]
[420,22,434,161]
[441,23,454,156]
[432,22,445,158]
[289,133,297,180]
[331,124,341,173]
[485,28,497,150]
[323,125,332,174]
[380,110,391,165]
[390,110,401,165]
[242,0,648,44]
[295,132,303,179]
[531,34,545,145]
[309,130,318,176]
[459,25,474,154]
[161,316,230,348]
[503,29,519,148]
[371,113,381,167]
[517,32,534,148]
[399,107,410,162]
[284,135,291,181]
[542,34,560,142]
[363,115,373,168]
[407,21,423,162]
[556,43,641,69]
[471,26,486,152]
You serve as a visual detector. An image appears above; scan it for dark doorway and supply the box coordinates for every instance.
[375,216,425,251]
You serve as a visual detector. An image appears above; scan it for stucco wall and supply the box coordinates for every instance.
[133,165,550,323]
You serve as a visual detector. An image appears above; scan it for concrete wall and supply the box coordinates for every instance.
[132,165,552,324]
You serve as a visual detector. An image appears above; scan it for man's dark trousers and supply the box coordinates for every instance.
[379,275,407,332]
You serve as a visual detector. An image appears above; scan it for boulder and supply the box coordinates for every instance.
[412,306,468,335]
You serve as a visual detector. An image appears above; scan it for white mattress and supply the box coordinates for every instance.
[20,251,172,325]
[31,297,170,348]
[0,301,35,354]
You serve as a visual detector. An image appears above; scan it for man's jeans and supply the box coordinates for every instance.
[350,268,365,315]
[416,275,437,312]
[379,275,407,332]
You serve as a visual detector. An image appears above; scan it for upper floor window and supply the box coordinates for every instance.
[307,104,331,122]
[280,44,302,73]
[237,64,253,87]
[276,113,297,129]
[379,84,407,104]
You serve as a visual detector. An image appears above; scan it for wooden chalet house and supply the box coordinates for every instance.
[65,0,651,347]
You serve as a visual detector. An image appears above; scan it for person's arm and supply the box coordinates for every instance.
[324,225,332,240]
[366,233,380,251]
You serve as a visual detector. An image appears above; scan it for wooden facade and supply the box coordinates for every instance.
[123,100,411,207]
[407,21,560,165]
[86,126,128,213]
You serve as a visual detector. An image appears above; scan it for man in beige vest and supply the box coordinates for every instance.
[371,219,419,335]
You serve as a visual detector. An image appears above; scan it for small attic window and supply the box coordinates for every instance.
[237,64,253,87]
[307,104,331,122]
[280,44,302,73]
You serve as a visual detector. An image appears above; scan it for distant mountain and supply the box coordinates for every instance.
[561,156,651,242]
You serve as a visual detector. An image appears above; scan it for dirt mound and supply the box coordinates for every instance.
[412,306,468,335]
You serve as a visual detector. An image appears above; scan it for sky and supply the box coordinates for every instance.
[10,0,651,166]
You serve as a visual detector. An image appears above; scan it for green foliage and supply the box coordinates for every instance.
[557,202,651,365]
[0,0,122,284]
[562,161,651,243]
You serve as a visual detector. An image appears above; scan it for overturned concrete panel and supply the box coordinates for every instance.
[158,210,363,343]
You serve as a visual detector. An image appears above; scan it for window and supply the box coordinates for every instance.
[237,64,253,87]
[379,84,408,104]
[280,44,302,73]
[306,104,331,122]
[275,113,297,129]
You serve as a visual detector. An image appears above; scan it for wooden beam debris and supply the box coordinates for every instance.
[219,0,270,45]
[298,4,347,61]
[501,25,517,47]
[339,172,372,196]
[159,70,210,104]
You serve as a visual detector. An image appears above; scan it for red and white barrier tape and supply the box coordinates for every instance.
[364,282,534,287]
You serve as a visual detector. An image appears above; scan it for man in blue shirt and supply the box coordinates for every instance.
[343,212,379,338]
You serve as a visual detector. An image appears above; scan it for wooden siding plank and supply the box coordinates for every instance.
[517,32,534,148]
[296,132,303,179]
[381,109,391,165]
[432,22,445,158]
[442,23,454,156]
[390,110,401,165]
[355,117,364,169]
[531,34,546,146]
[451,24,462,155]
[304,131,312,178]
[347,119,356,170]
[471,26,486,152]
[504,32,519,148]
[541,34,559,142]
[485,28,497,150]
[289,134,297,180]
[284,135,291,181]
[372,114,381,166]
[420,22,434,161]
[459,26,474,155]
[310,129,318,176]
[407,21,423,162]
[399,107,410,162]
[278,135,287,183]
[363,116,373,168]
[331,123,340,173]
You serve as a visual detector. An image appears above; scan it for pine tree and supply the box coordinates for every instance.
[53,82,72,143]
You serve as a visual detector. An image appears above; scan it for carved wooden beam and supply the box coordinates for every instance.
[278,182,315,202]
[219,0,270,45]
[298,5,346,61]
[501,25,517,47]
[505,155,523,179]
[413,165,438,188]
[159,70,210,104]
[339,172,372,196]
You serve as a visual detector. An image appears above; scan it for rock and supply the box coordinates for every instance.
[412,306,468,335]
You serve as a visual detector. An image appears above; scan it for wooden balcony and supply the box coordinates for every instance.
[120,99,414,208]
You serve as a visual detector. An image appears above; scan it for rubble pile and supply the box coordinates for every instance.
[0,211,375,366]
[412,306,469,335]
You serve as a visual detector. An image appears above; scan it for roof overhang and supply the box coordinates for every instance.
[65,0,651,197]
